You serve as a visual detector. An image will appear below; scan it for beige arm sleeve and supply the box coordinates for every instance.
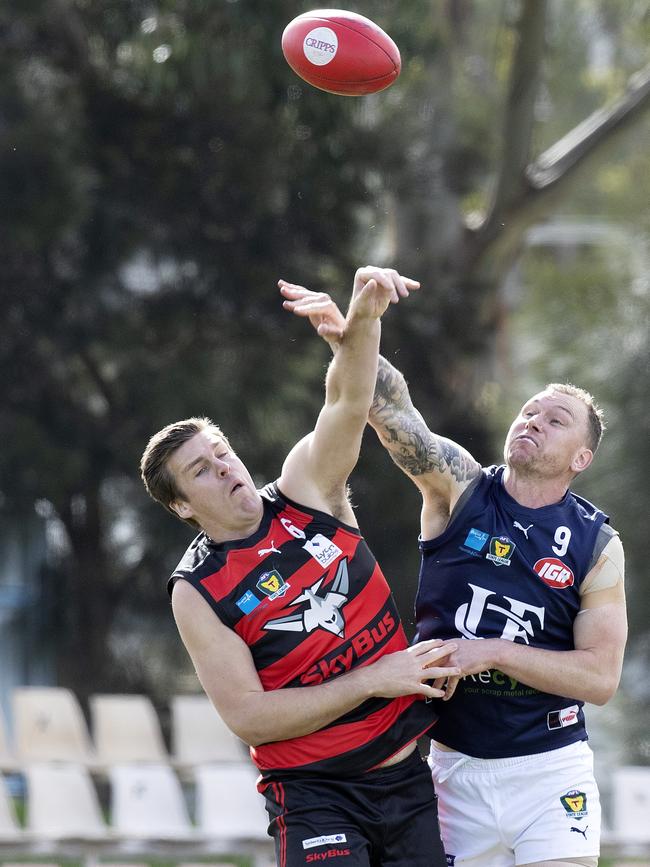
[580,533,625,596]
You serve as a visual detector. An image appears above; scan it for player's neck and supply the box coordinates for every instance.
[202,504,264,545]
[502,467,570,509]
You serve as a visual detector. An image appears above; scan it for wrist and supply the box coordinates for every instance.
[489,638,507,670]
[344,663,375,700]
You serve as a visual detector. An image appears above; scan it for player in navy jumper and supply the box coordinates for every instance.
[140,267,460,867]
[285,283,627,867]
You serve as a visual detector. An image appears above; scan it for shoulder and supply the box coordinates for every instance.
[420,463,486,542]
[581,531,625,598]
[278,436,358,526]
[167,532,213,597]
[273,483,361,536]
[567,488,609,525]
[171,578,217,629]
[171,579,237,659]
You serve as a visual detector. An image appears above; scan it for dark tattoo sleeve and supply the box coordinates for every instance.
[370,356,479,483]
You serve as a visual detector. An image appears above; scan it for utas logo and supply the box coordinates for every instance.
[561,790,588,819]
[534,557,575,589]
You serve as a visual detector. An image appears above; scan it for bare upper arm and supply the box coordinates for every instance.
[368,357,480,520]
[277,402,364,523]
[573,596,627,683]
[573,540,627,699]
[171,579,264,739]
[377,414,481,539]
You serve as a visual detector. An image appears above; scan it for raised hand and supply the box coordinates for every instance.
[279,266,420,346]
[352,266,420,306]
[278,281,346,347]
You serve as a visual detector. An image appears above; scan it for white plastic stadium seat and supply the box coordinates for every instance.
[612,765,650,844]
[108,763,199,842]
[11,686,96,766]
[24,762,111,842]
[194,762,269,841]
[170,694,248,769]
[90,694,168,765]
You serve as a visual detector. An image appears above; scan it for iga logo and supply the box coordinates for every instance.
[534,557,574,589]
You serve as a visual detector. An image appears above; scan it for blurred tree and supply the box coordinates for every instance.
[0,0,648,725]
[0,0,380,699]
[347,0,649,644]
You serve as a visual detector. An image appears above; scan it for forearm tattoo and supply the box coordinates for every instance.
[370,356,478,483]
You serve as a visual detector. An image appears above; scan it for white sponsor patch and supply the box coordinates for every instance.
[547,704,580,730]
[559,705,580,726]
[303,27,338,66]
[303,534,342,567]
[303,833,348,850]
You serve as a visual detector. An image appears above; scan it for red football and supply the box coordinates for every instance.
[281,9,401,96]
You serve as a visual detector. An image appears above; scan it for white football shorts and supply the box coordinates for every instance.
[429,739,600,866]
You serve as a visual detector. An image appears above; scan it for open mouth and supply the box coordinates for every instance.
[516,434,538,447]
[230,482,244,495]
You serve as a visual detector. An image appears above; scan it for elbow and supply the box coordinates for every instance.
[585,676,621,707]
[230,715,277,747]
[240,727,268,748]
[228,720,261,747]
[591,687,618,707]
[588,693,612,707]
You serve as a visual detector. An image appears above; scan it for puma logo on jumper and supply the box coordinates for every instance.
[257,541,281,556]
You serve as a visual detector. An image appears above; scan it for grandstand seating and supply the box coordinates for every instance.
[0,687,274,865]
[612,765,650,845]
[23,762,112,843]
[170,694,249,770]
[90,694,168,766]
[194,762,268,842]
[1,684,647,866]
[11,687,97,767]
[107,763,200,844]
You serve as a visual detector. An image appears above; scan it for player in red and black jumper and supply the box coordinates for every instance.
[141,267,459,867]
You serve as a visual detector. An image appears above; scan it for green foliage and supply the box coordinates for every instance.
[0,0,648,734]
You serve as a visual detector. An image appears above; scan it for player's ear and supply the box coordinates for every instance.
[171,499,193,520]
[571,447,593,474]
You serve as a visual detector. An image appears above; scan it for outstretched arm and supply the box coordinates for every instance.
[278,267,420,521]
[282,284,481,537]
[370,355,481,537]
